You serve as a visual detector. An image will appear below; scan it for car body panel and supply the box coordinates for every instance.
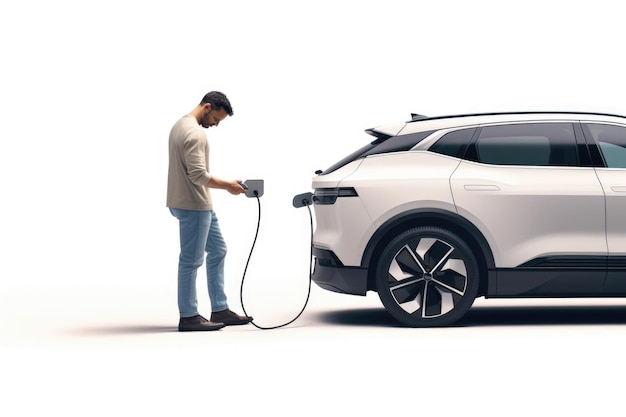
[450,161,607,267]
[312,151,461,266]
[595,168,626,255]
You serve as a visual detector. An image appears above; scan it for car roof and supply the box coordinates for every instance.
[370,111,626,136]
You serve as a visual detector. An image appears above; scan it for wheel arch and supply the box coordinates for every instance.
[363,209,495,295]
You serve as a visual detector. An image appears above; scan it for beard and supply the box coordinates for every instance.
[200,115,210,128]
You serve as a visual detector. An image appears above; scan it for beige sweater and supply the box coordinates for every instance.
[166,115,213,210]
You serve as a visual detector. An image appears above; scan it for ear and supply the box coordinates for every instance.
[203,103,212,112]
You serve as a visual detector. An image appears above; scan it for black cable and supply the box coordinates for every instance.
[239,195,313,330]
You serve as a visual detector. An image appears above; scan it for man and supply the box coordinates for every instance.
[167,91,253,331]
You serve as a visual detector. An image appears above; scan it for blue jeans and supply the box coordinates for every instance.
[169,208,229,317]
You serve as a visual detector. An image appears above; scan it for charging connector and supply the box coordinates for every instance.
[241,179,264,198]
[292,192,314,208]
[239,185,314,330]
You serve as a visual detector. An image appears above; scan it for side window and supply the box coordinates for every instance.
[584,123,626,168]
[429,128,475,158]
[474,123,579,167]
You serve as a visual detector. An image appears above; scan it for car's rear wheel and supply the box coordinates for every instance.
[376,226,479,327]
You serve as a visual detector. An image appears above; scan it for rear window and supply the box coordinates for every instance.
[321,130,434,174]
[362,130,435,157]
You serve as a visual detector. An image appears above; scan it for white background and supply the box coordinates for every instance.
[2,0,626,415]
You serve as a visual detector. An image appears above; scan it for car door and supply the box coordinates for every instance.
[582,122,626,293]
[449,122,607,296]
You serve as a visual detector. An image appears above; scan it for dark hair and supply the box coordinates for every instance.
[200,91,234,116]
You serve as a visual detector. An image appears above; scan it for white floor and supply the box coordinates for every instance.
[3,278,626,416]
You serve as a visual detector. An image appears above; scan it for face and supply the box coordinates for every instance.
[200,104,228,128]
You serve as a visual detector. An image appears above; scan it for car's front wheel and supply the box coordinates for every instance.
[376,227,479,327]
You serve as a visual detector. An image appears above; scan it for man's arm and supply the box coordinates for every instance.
[206,177,247,195]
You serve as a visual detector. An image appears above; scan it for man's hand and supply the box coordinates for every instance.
[206,177,248,195]
[226,179,247,195]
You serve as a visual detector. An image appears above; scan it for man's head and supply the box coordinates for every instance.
[198,91,234,128]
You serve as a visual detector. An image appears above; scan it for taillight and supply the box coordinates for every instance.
[313,187,358,205]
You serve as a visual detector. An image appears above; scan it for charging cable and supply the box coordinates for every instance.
[239,192,314,330]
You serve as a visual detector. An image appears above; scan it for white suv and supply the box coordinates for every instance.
[310,112,626,327]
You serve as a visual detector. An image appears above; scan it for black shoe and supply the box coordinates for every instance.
[178,315,225,332]
[210,309,253,326]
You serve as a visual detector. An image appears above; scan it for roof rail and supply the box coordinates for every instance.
[407,111,626,123]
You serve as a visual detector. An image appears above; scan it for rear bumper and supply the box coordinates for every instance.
[311,248,369,295]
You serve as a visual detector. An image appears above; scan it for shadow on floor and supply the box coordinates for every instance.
[68,325,178,336]
[312,304,626,328]
[68,304,626,335]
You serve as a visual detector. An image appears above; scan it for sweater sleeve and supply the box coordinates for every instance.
[182,130,212,186]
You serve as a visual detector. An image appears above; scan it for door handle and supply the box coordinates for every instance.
[464,185,501,191]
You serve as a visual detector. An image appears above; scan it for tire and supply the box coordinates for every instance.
[375,226,479,327]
